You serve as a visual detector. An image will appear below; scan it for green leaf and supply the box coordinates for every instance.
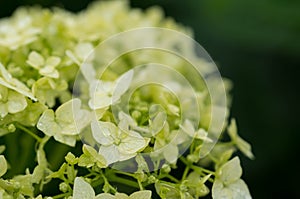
[73,177,95,199]
[0,155,7,177]
[130,190,151,199]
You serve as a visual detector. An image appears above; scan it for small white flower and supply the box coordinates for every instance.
[88,70,133,110]
[27,51,61,79]
[0,62,36,100]
[180,119,213,142]
[37,99,91,146]
[0,85,27,118]
[72,177,152,199]
[66,42,95,66]
[0,12,41,50]
[91,120,147,165]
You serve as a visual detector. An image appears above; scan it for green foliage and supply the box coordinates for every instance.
[0,1,254,198]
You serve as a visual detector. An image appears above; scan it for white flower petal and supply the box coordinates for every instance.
[73,177,95,199]
[91,120,114,145]
[99,145,120,165]
[112,70,133,102]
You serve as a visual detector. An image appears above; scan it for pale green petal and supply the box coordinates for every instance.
[229,179,252,199]
[91,121,115,145]
[39,66,59,79]
[149,109,167,136]
[56,99,81,124]
[236,137,254,159]
[227,119,237,141]
[112,70,133,102]
[219,157,242,184]
[119,131,146,154]
[163,143,178,164]
[119,136,146,154]
[228,119,254,159]
[37,109,60,136]
[195,128,213,142]
[45,56,61,68]
[118,151,136,162]
[212,179,252,199]
[0,63,36,100]
[73,177,95,199]
[7,90,27,114]
[53,133,77,147]
[88,92,112,109]
[0,85,8,100]
[66,50,80,65]
[95,193,115,199]
[74,42,94,62]
[115,193,129,199]
[81,144,107,168]
[11,100,47,126]
[0,155,7,177]
[74,109,91,132]
[27,51,44,69]
[129,190,151,199]
[118,111,137,131]
[180,119,195,137]
[99,145,119,165]
[0,103,8,118]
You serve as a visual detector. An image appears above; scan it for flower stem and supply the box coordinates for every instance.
[109,175,140,189]
[15,123,42,142]
[52,192,71,199]
[180,156,215,175]
[181,167,190,181]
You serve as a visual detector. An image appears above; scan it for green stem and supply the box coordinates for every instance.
[15,123,42,142]
[100,170,117,193]
[180,157,215,175]
[181,167,190,181]
[137,179,144,190]
[159,174,180,183]
[52,192,71,199]
[113,170,135,178]
[109,175,140,189]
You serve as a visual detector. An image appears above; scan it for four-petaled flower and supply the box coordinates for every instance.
[91,120,148,165]
[37,98,90,146]
[180,119,213,142]
[88,70,133,110]
[0,85,27,118]
[27,51,61,79]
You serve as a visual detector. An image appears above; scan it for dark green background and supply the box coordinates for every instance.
[1,0,299,198]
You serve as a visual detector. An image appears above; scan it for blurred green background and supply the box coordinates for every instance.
[1,0,299,198]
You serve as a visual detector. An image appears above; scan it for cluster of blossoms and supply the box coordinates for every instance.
[0,1,253,199]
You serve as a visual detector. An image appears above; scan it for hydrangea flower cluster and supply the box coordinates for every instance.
[0,1,254,198]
